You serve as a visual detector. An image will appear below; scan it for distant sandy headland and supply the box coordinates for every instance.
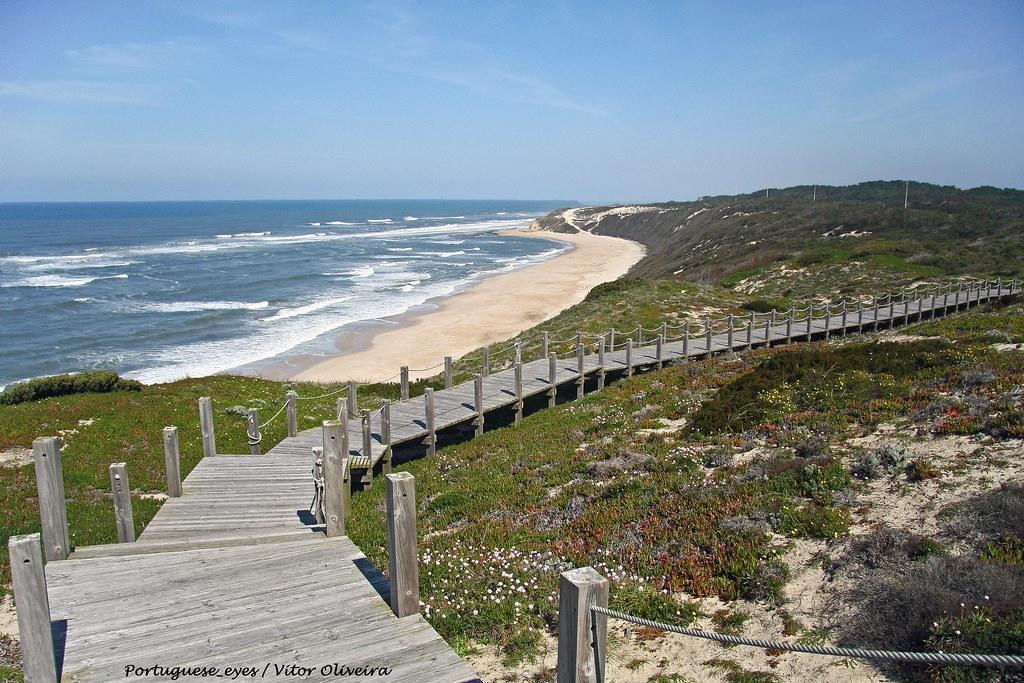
[254,228,645,383]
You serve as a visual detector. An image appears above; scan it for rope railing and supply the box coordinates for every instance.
[293,385,349,401]
[408,361,445,373]
[591,606,1024,669]
[258,401,289,429]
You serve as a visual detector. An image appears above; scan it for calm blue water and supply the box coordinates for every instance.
[0,200,569,386]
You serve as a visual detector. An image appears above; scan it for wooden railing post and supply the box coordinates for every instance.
[806,303,814,340]
[400,366,410,400]
[163,426,182,498]
[548,352,558,407]
[786,309,793,343]
[557,567,608,683]
[32,437,69,561]
[347,381,358,418]
[840,301,848,336]
[474,374,485,436]
[682,320,690,361]
[726,314,735,358]
[655,330,663,369]
[385,472,419,618]
[516,340,523,365]
[873,296,881,330]
[482,346,490,377]
[763,318,770,346]
[576,342,585,399]
[888,294,895,324]
[597,336,606,389]
[322,420,350,535]
[424,388,436,456]
[247,408,261,455]
[857,301,864,332]
[824,303,831,339]
[609,328,616,351]
[660,322,667,346]
[109,462,135,543]
[704,317,712,356]
[8,533,57,681]
[542,331,550,359]
[286,390,298,437]
[444,356,453,389]
[381,400,393,474]
[361,409,373,484]
[634,326,642,344]
[625,339,633,376]
[514,362,524,424]
[746,311,754,349]
[198,396,216,458]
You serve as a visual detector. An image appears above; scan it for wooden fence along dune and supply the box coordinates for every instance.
[7,279,1019,682]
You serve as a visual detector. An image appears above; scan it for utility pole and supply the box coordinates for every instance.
[904,180,909,209]
[813,185,816,203]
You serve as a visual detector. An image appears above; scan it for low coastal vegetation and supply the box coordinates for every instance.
[2,301,1021,681]
[2,182,1023,681]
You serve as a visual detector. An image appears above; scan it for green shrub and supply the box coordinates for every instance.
[612,582,703,626]
[0,371,141,405]
[907,458,941,481]
[980,534,1024,569]
[690,341,953,434]
[927,608,1024,682]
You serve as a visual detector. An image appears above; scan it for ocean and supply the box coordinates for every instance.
[0,200,570,387]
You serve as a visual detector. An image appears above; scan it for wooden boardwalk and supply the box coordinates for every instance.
[331,283,1015,473]
[17,281,1014,682]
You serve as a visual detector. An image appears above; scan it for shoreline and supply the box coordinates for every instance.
[250,229,645,383]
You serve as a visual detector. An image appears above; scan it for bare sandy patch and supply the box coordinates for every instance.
[0,448,31,468]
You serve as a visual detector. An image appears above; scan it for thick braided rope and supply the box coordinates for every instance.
[592,607,1024,668]
[293,385,349,401]
[258,401,289,429]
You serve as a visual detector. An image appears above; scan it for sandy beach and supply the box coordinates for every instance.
[289,229,645,383]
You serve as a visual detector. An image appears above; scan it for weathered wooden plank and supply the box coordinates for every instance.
[32,436,69,561]
[9,533,57,682]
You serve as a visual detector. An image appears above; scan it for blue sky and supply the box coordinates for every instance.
[1,1,1022,202]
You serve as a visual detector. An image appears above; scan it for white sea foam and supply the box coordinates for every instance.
[140,301,271,313]
[0,217,534,267]
[431,239,465,245]
[345,266,375,278]
[387,247,414,252]
[215,231,271,239]
[367,219,393,224]
[403,216,418,221]
[419,250,466,257]
[125,278,470,384]
[324,221,356,226]
[2,273,128,288]
[259,295,353,322]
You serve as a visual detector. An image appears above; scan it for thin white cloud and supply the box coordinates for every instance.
[0,80,157,105]
[851,68,1000,123]
[65,39,202,69]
